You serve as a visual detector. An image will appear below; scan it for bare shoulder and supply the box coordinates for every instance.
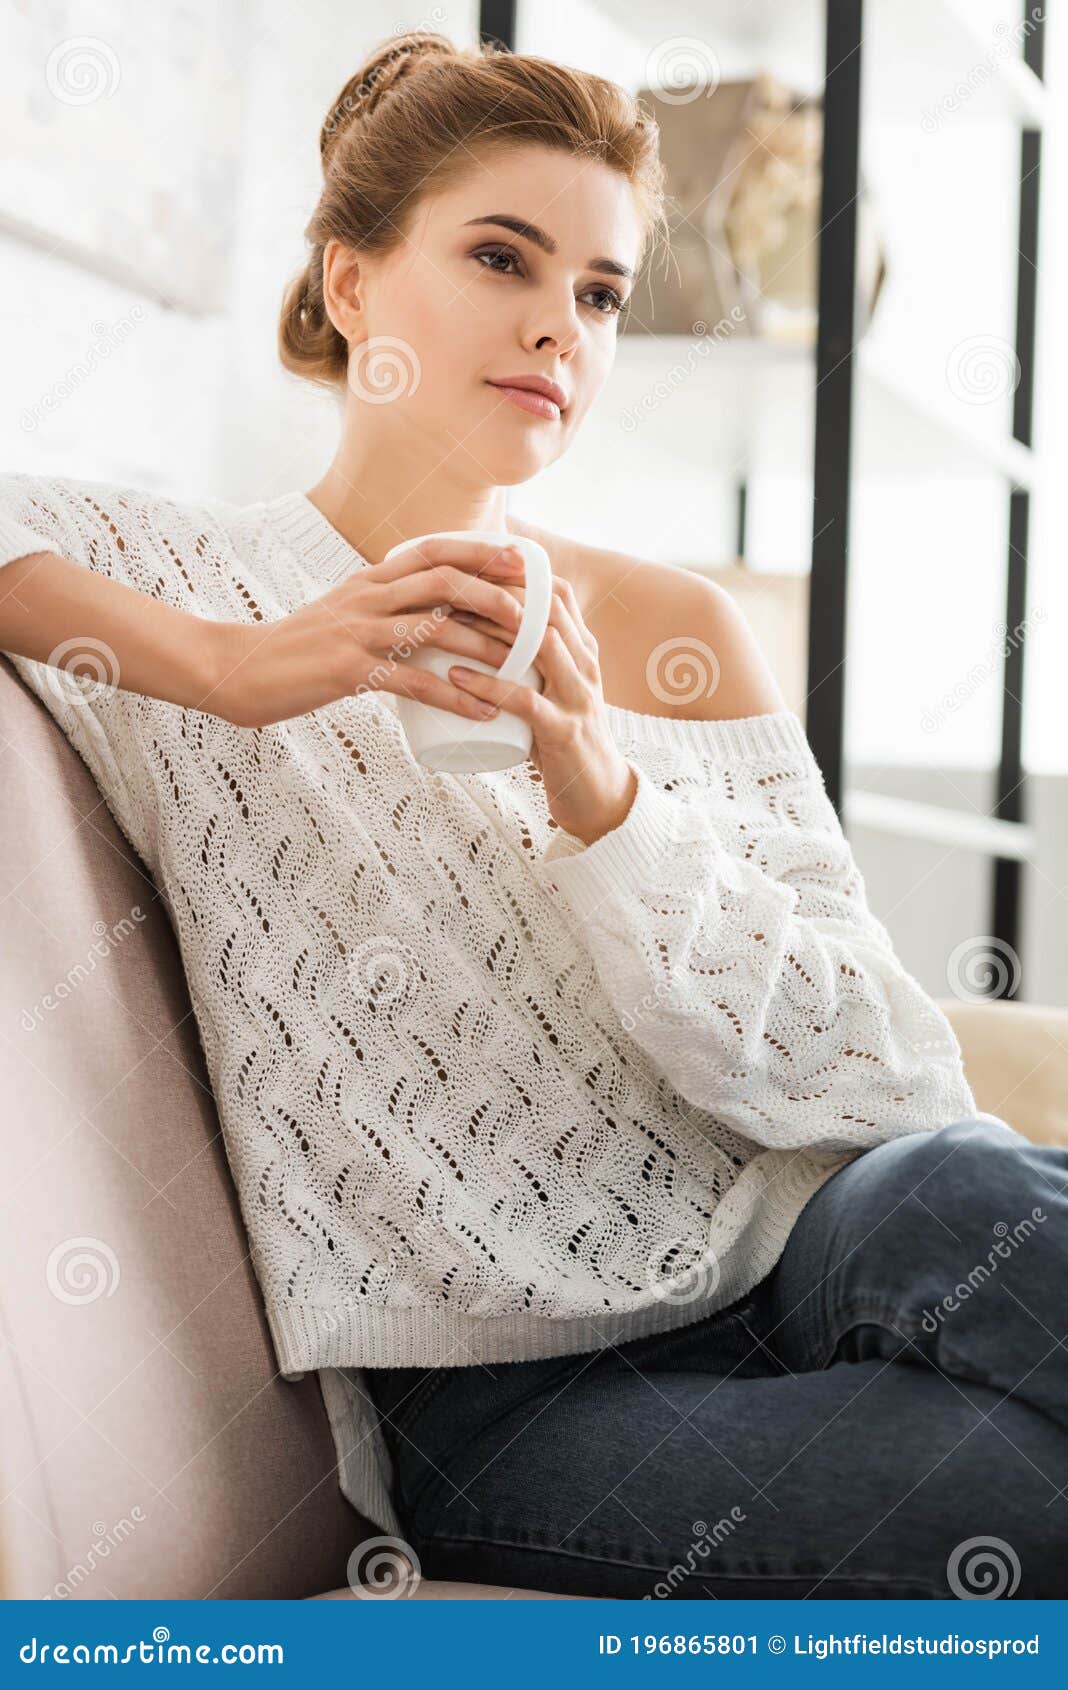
[518,525,789,722]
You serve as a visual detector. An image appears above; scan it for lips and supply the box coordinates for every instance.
[487,374,569,412]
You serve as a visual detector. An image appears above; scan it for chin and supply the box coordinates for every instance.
[478,444,556,485]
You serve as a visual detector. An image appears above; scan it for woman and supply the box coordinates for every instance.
[1,31,1065,1601]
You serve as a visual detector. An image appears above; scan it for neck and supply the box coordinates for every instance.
[304,431,511,568]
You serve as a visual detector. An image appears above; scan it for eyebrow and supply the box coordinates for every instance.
[461,214,635,282]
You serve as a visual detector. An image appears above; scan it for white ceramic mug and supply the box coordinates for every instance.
[382,530,552,773]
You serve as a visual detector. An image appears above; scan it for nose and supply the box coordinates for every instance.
[524,291,582,359]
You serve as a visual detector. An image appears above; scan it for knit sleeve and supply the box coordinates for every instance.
[1,471,112,573]
[0,471,212,871]
[530,719,981,1156]
[0,471,208,610]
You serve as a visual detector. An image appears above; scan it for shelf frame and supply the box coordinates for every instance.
[805,0,1040,1000]
[481,0,1043,998]
[807,0,863,820]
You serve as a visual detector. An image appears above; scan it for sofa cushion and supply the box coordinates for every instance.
[0,655,363,1599]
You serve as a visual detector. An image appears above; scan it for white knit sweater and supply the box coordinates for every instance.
[0,471,990,1540]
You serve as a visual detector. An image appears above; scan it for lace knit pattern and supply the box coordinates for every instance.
[0,471,987,1529]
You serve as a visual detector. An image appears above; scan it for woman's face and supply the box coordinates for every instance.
[335,144,644,484]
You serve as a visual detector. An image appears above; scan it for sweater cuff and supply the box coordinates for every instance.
[0,511,53,569]
[532,761,684,922]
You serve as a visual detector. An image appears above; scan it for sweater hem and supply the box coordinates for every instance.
[265,1151,842,1378]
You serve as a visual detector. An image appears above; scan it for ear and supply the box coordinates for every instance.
[321,240,364,339]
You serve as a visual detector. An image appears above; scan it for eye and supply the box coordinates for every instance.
[471,245,627,319]
[582,284,626,318]
[472,245,522,277]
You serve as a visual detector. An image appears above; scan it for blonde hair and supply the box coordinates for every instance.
[278,30,668,392]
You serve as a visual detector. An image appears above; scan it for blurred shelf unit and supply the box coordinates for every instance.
[482,0,1044,991]
[604,336,1037,489]
[594,0,1047,126]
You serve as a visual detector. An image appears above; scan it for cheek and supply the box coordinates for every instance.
[566,350,614,428]
[407,284,485,381]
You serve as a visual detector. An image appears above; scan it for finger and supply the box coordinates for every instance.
[372,660,501,722]
[383,566,524,629]
[426,615,514,668]
[553,576,601,662]
[447,609,515,644]
[548,582,601,679]
[485,584,597,694]
[451,603,577,696]
[443,661,549,727]
[369,535,525,585]
[446,622,587,713]
[528,620,590,706]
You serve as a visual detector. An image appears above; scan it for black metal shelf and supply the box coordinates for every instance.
[479,0,1043,997]
[812,0,1043,999]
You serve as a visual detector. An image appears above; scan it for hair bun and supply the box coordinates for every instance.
[319,31,458,170]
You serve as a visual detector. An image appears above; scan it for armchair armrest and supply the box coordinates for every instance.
[934,997,1068,1148]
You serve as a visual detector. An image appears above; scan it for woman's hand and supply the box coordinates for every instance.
[211,536,532,731]
[443,574,638,848]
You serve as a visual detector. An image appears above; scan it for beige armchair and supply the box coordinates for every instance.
[1,653,1064,1600]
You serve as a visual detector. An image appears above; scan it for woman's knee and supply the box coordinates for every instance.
[814,1114,1058,1292]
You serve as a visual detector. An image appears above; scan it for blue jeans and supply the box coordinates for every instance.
[362,1117,1068,1598]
